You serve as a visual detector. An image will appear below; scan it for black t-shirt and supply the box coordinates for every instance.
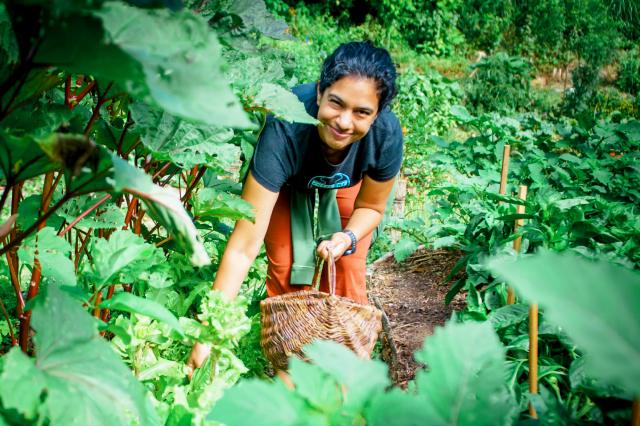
[250,83,403,192]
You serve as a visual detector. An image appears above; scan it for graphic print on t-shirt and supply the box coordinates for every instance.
[307,173,351,189]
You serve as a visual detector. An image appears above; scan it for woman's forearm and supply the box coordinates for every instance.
[212,243,259,299]
[344,207,383,241]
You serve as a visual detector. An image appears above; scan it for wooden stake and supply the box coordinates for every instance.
[499,144,511,196]
[507,185,528,304]
[632,399,640,426]
[529,303,539,418]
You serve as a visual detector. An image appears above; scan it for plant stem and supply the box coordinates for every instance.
[0,297,17,346]
[83,82,113,136]
[116,111,133,157]
[181,166,206,203]
[0,182,11,213]
[122,197,138,230]
[59,194,111,237]
[74,228,93,271]
[18,172,54,352]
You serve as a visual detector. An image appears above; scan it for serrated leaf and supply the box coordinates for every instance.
[17,227,76,286]
[100,292,183,337]
[288,357,342,412]
[90,230,157,285]
[432,235,458,250]
[192,188,255,221]
[0,349,46,421]
[95,3,252,127]
[414,322,514,426]
[366,389,429,426]
[208,379,304,426]
[303,340,390,412]
[486,251,640,396]
[130,102,237,170]
[0,285,160,426]
[228,0,292,40]
[253,83,318,125]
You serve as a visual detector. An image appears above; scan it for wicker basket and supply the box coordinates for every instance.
[260,252,383,370]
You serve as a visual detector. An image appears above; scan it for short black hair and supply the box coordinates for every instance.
[318,41,398,111]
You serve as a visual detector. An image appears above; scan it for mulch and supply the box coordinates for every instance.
[367,248,466,387]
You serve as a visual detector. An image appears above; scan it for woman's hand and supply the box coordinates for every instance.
[186,342,211,378]
[316,231,352,261]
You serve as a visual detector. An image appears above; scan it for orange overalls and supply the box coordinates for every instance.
[263,181,372,305]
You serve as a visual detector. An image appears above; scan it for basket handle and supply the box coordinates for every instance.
[313,250,337,296]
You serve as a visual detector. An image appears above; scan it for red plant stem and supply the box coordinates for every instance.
[0,298,17,346]
[155,236,172,248]
[64,75,72,108]
[4,251,24,314]
[83,82,113,136]
[152,162,172,180]
[123,138,142,157]
[71,80,96,109]
[19,172,54,352]
[59,194,111,237]
[100,285,116,323]
[93,291,102,318]
[122,198,139,230]
[74,228,93,271]
[181,166,206,203]
[134,209,145,235]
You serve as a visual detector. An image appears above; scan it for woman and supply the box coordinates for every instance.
[189,41,402,369]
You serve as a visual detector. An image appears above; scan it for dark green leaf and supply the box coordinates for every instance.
[393,237,420,262]
[17,227,76,286]
[252,83,318,125]
[488,303,529,330]
[486,251,640,396]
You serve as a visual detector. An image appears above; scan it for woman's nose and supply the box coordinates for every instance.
[336,111,353,130]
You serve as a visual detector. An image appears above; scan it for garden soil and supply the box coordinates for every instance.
[367,248,466,387]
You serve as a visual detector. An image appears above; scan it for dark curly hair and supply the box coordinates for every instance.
[318,41,398,111]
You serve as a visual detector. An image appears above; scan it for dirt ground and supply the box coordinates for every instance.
[367,248,466,387]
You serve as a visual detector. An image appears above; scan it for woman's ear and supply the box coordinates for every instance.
[316,82,321,106]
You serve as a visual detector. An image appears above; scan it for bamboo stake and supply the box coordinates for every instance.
[632,399,639,426]
[529,302,539,418]
[499,144,511,196]
[507,185,528,304]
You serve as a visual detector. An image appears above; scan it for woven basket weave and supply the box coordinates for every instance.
[260,252,382,370]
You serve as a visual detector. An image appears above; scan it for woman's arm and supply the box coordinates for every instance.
[212,171,279,299]
[316,175,395,260]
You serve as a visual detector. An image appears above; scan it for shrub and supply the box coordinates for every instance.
[616,48,640,96]
[466,52,532,114]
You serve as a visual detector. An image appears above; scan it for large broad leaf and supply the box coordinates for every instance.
[252,83,319,125]
[303,340,391,413]
[0,131,58,184]
[413,322,514,426]
[486,251,640,397]
[192,188,255,222]
[0,285,159,426]
[488,303,529,330]
[366,389,430,426]
[94,3,251,127]
[228,0,291,40]
[130,102,238,171]
[17,227,76,286]
[100,292,184,337]
[208,379,306,426]
[89,230,158,285]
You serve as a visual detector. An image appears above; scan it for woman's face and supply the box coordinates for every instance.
[316,75,379,156]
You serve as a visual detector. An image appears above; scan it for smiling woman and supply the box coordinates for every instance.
[188,41,403,370]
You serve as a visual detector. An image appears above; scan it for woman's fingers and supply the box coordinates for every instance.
[316,233,350,261]
[186,342,211,379]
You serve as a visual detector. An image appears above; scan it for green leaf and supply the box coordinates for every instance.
[486,251,640,396]
[228,0,291,40]
[449,105,474,123]
[94,3,252,127]
[192,188,255,222]
[0,349,46,421]
[0,4,18,66]
[208,379,305,426]
[58,196,125,230]
[303,340,390,412]
[552,197,591,210]
[100,292,184,337]
[488,303,529,330]
[0,132,58,184]
[366,389,430,426]
[394,236,420,262]
[17,227,76,286]
[130,102,238,171]
[413,322,514,426]
[90,230,157,285]
[253,83,318,125]
[288,357,342,412]
[432,235,458,250]
[0,285,159,426]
